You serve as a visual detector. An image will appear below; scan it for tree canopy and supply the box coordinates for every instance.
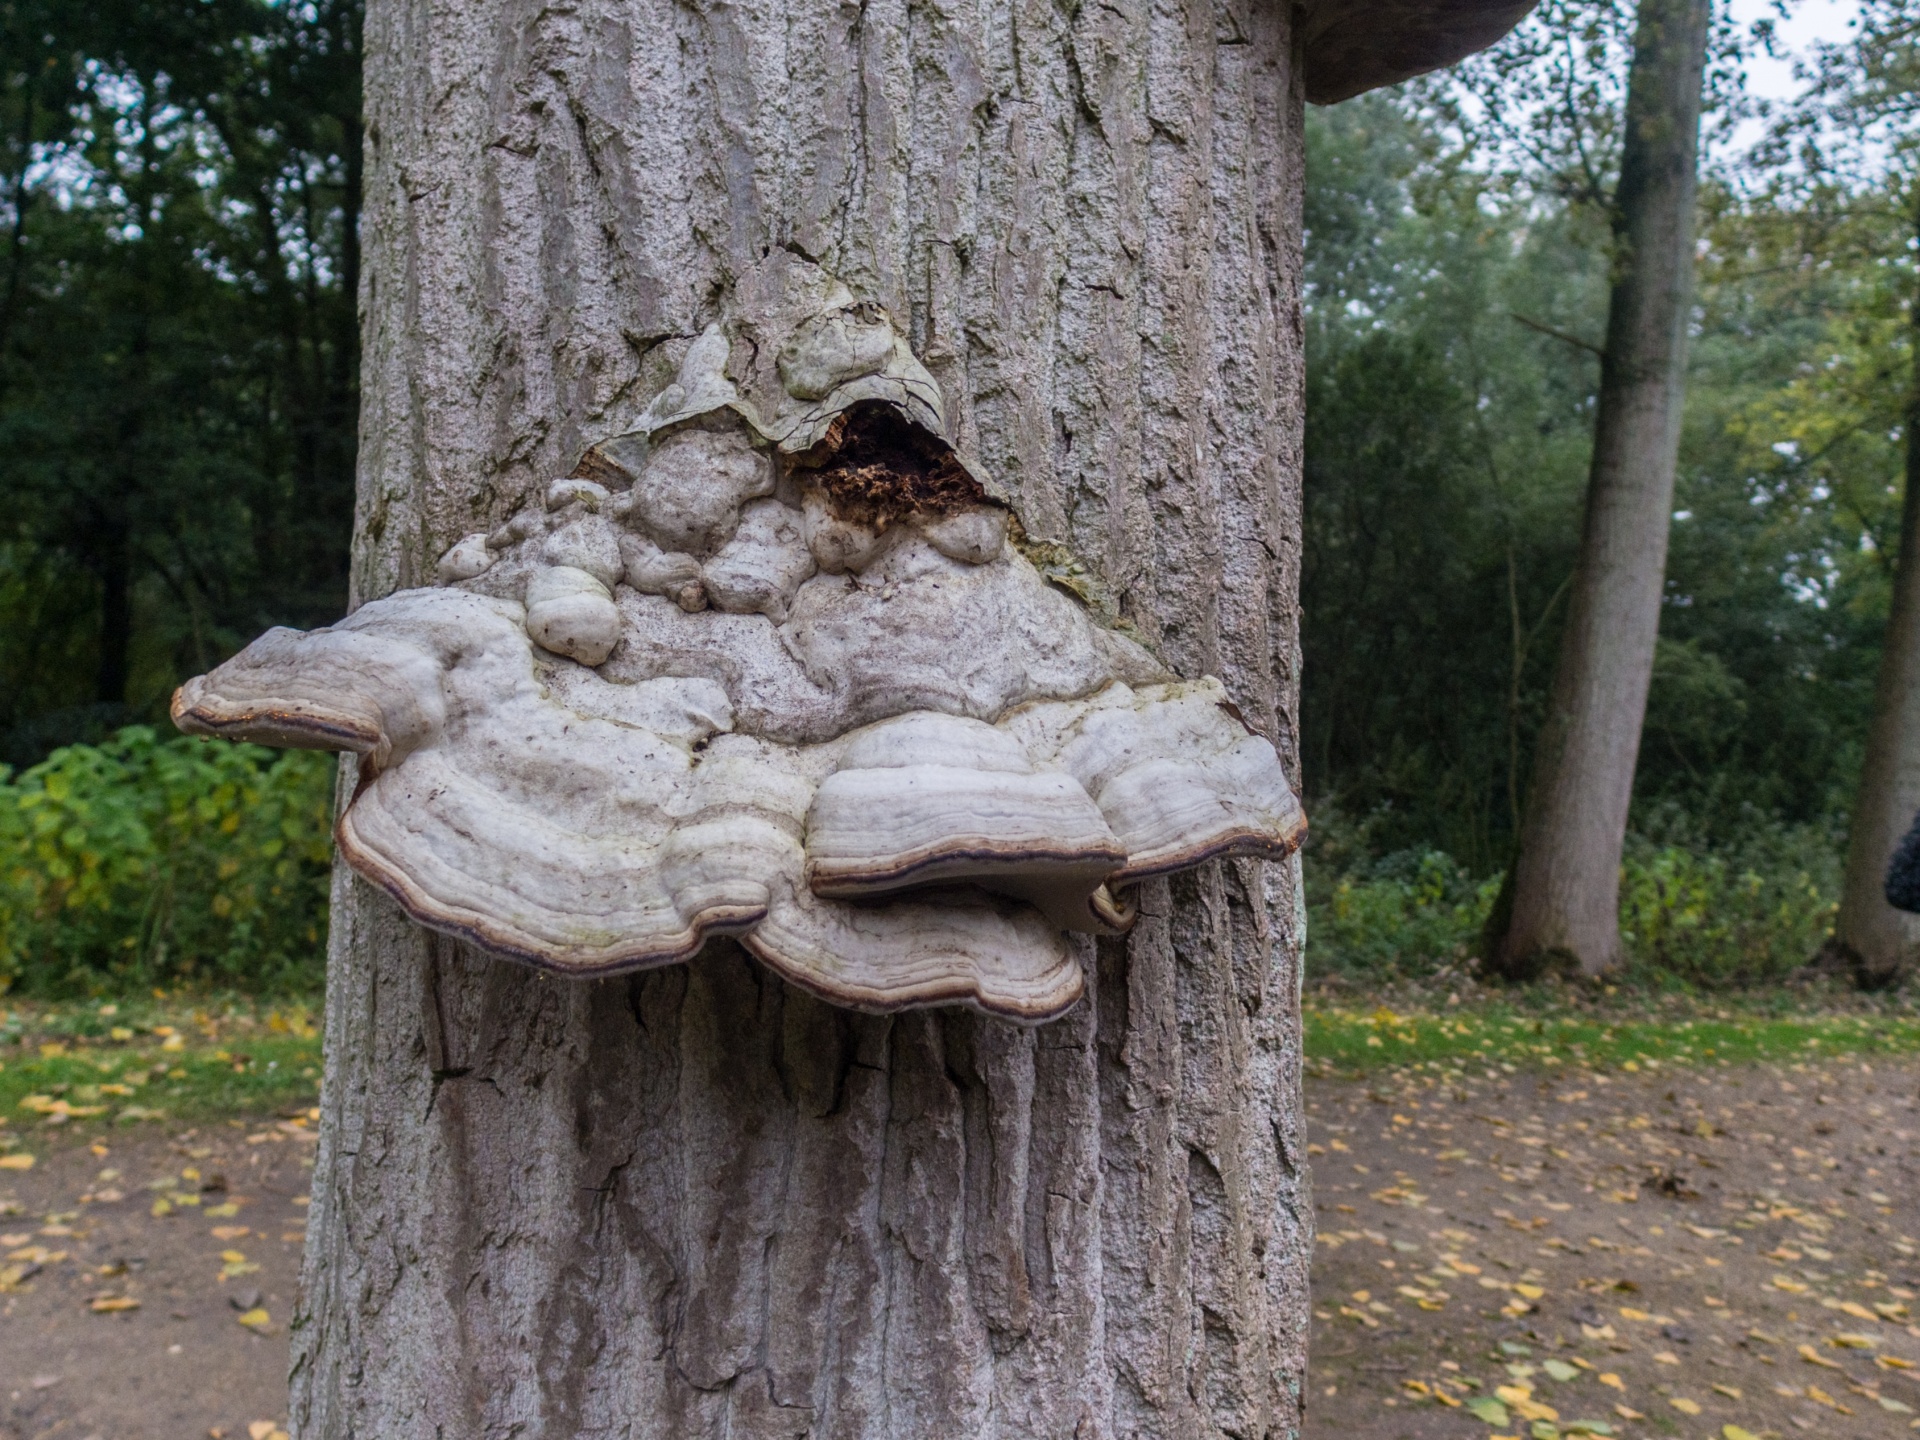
[0,0,360,767]
[1301,5,1912,888]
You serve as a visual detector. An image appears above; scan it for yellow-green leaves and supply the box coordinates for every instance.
[0,729,333,993]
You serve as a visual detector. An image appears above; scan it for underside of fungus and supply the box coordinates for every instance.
[173,255,1306,1022]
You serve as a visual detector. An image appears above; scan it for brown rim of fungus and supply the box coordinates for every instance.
[1108,816,1310,886]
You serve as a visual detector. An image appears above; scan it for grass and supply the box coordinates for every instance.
[6,988,1920,1144]
[0,994,321,1153]
[1306,1000,1920,1077]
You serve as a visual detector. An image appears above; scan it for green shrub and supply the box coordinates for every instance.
[1306,815,1841,990]
[1308,848,1500,980]
[1617,831,1839,988]
[0,728,334,995]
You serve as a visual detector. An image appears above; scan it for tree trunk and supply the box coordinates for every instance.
[1825,204,1920,987]
[1490,0,1710,980]
[291,0,1313,1433]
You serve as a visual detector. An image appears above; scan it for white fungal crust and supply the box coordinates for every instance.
[179,259,1305,1022]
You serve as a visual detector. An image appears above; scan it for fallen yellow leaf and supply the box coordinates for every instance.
[1619,1306,1651,1320]
[1799,1344,1844,1369]
[1599,1373,1625,1391]
[89,1295,139,1313]
[0,1154,34,1171]
[1669,1397,1702,1415]
[1831,1332,1878,1349]
[1771,1275,1809,1293]
[1614,1403,1645,1420]
[1723,1427,1761,1440]
[1513,1283,1545,1300]
[1494,1387,1558,1422]
[236,1307,271,1331]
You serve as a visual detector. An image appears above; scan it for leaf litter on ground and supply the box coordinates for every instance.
[1304,1037,1920,1439]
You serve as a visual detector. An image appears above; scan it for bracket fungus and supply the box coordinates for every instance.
[173,257,1306,1022]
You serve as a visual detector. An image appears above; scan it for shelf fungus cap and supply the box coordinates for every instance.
[805,712,1128,934]
[170,256,1306,1024]
[1011,678,1309,882]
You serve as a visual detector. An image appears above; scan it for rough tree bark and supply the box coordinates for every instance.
[1490,0,1711,980]
[1826,204,1920,988]
[287,1,1529,1435]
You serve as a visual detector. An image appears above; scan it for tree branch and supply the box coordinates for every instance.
[1510,311,1606,358]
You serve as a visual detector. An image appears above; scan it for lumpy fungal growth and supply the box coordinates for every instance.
[172,255,1305,1022]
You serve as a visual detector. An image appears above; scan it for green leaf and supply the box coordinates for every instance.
[1466,1396,1510,1426]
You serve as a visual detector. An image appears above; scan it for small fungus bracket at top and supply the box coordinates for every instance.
[1301,0,1539,105]
[173,254,1305,1023]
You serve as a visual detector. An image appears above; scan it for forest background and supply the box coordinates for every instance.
[0,0,1908,1000]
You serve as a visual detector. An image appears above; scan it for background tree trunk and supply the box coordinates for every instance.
[1827,209,1920,987]
[1491,0,1711,979]
[291,0,1312,1434]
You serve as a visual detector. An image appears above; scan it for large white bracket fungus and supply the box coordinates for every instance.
[173,256,1305,1022]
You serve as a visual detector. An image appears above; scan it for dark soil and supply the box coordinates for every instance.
[1303,1057,1920,1440]
[0,1117,311,1440]
[4,1059,1915,1439]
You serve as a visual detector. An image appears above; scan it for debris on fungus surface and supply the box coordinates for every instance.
[173,256,1305,1022]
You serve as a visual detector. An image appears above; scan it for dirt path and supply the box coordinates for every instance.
[1,1058,1914,1439]
[0,1116,311,1440]
[1303,1056,1920,1440]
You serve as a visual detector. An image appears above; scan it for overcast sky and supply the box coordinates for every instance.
[1728,0,1856,102]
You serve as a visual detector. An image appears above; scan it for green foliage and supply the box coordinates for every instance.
[1309,846,1501,982]
[0,729,334,995]
[1306,814,1840,991]
[0,0,361,765]
[1616,823,1841,989]
[1302,48,1911,888]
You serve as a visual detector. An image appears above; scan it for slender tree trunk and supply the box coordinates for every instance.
[292,0,1313,1433]
[1825,203,1920,987]
[1490,0,1711,979]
